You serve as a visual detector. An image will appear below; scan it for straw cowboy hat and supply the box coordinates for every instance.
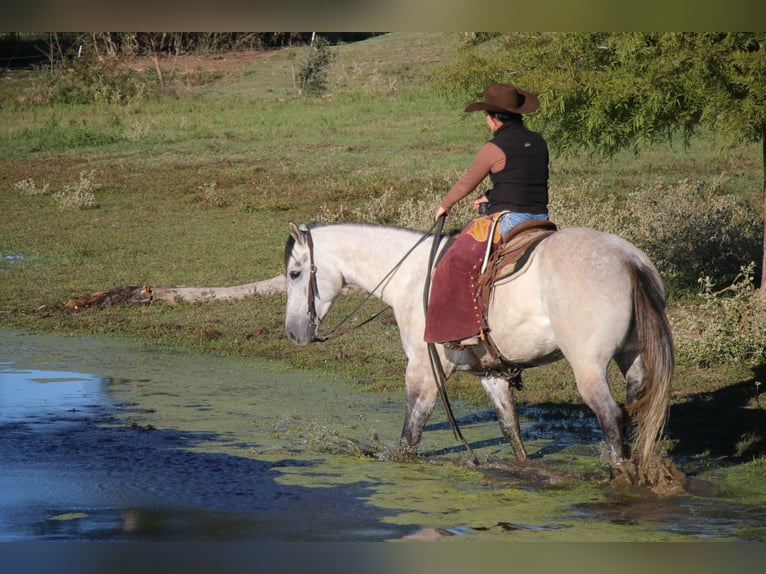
[464,83,540,115]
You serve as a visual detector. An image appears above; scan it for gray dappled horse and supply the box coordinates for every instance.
[284,222,673,483]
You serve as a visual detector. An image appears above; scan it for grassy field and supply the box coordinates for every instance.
[1,32,765,423]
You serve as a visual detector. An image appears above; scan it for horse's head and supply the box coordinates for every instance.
[284,222,340,345]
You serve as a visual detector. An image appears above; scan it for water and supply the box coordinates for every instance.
[1,254,25,271]
[0,330,764,542]
[0,330,408,542]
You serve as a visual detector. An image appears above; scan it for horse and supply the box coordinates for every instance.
[283,221,674,484]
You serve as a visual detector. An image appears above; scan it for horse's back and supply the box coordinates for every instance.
[545,225,652,264]
[538,227,655,286]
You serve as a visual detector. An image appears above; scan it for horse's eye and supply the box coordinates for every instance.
[289,270,301,280]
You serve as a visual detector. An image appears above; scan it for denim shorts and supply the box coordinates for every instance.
[498,212,549,236]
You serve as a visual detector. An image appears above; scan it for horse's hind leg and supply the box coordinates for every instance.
[615,350,645,407]
[571,361,626,465]
[614,350,646,456]
[481,375,527,461]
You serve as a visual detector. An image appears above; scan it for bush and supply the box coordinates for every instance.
[12,177,49,196]
[194,181,228,208]
[53,170,99,210]
[624,178,761,294]
[317,173,479,231]
[299,36,335,96]
[672,263,766,367]
[318,172,760,299]
[22,56,154,106]
[550,176,762,297]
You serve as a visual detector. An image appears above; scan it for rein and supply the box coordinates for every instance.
[299,219,477,464]
[300,221,439,342]
[423,216,478,465]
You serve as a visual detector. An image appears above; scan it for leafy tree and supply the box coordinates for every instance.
[299,34,335,96]
[440,33,766,294]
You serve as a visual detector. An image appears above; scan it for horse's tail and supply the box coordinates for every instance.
[628,262,674,481]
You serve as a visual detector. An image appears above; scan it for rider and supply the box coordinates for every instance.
[425,83,550,345]
[434,82,550,235]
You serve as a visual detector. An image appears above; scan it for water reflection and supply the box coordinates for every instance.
[0,364,106,425]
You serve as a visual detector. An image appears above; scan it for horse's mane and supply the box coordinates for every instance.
[310,220,427,234]
[284,221,437,271]
[283,234,297,272]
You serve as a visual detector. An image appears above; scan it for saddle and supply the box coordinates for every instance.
[478,219,558,297]
[424,217,556,347]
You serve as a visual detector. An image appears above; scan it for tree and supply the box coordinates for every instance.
[441,33,766,294]
[298,33,335,96]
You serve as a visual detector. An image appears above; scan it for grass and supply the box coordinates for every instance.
[1,32,765,421]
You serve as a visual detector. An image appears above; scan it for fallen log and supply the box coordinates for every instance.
[65,274,286,309]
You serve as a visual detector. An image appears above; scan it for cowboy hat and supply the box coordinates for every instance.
[464,83,539,114]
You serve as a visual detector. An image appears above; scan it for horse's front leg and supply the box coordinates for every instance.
[481,374,527,461]
[399,361,439,452]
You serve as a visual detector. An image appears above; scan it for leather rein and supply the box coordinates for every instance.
[298,222,437,342]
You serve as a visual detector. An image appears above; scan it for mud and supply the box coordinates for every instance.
[1,330,764,542]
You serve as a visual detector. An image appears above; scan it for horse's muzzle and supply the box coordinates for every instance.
[285,322,318,346]
[286,329,309,346]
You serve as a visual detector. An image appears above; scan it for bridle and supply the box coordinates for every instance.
[297,224,390,342]
[302,225,321,331]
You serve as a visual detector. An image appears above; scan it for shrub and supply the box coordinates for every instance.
[123,117,157,142]
[12,177,49,196]
[299,36,335,96]
[624,178,761,295]
[53,170,99,210]
[24,56,154,106]
[194,181,228,208]
[317,174,479,231]
[318,173,759,299]
[672,263,766,367]
[550,176,762,297]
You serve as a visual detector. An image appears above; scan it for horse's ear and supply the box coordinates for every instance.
[289,222,304,245]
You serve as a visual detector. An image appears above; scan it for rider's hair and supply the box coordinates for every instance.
[488,111,523,124]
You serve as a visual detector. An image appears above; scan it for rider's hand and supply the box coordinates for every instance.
[472,195,488,211]
[434,206,448,221]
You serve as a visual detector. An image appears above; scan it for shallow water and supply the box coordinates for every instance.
[1,330,764,542]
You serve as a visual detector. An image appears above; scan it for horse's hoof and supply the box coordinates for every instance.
[378,444,419,463]
[609,459,637,484]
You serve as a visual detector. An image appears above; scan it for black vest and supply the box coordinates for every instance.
[485,122,549,214]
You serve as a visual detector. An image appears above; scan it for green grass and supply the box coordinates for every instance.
[1,32,765,410]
